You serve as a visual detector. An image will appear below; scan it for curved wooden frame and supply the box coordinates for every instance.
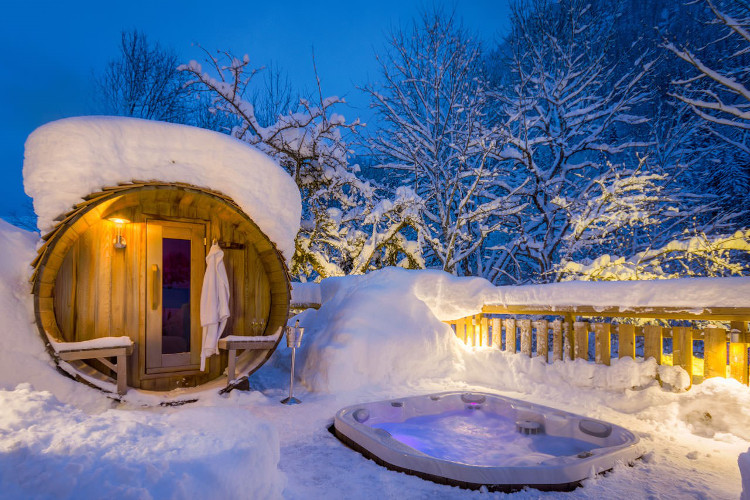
[31,182,291,392]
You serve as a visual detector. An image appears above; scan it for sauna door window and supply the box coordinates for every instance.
[145,220,206,373]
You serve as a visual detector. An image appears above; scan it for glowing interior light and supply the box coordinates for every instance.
[108,217,130,249]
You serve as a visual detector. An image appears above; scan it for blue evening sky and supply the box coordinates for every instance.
[0,0,510,220]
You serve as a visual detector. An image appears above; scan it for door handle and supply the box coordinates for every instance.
[151,264,160,310]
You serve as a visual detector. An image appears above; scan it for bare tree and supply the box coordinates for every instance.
[249,62,297,128]
[365,9,523,276]
[95,30,191,122]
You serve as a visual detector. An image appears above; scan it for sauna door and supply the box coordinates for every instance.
[145,220,206,373]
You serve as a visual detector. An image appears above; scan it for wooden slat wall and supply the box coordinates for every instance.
[704,328,726,379]
[551,319,562,361]
[491,318,501,348]
[644,325,663,365]
[36,184,290,392]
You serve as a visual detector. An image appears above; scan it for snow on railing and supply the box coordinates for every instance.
[445,305,750,387]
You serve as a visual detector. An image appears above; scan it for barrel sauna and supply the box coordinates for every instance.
[31,182,291,391]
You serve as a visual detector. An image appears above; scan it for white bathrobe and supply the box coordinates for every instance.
[200,243,230,371]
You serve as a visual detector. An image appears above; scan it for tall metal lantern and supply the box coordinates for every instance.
[281,320,304,405]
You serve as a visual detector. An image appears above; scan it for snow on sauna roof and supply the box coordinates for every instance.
[23,116,302,261]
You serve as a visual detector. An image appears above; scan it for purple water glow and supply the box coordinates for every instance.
[373,409,595,467]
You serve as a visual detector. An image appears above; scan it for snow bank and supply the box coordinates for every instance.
[0,384,284,499]
[296,270,465,393]
[0,222,748,498]
[294,268,692,394]
[293,271,750,323]
[23,116,301,261]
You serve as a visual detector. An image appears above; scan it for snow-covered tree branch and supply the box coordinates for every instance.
[486,0,656,283]
[558,229,750,280]
[179,50,423,280]
[665,0,750,225]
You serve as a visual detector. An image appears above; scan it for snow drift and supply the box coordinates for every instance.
[293,268,687,394]
[296,270,465,393]
[23,116,301,261]
[0,384,284,499]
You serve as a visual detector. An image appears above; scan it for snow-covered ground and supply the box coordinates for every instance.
[1,220,749,499]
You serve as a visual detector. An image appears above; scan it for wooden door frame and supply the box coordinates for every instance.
[144,218,207,375]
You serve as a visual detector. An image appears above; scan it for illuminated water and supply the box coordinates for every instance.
[373,409,595,466]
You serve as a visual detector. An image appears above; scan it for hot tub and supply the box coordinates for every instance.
[333,391,642,492]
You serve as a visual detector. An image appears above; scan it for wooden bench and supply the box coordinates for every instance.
[218,335,279,382]
[54,338,134,396]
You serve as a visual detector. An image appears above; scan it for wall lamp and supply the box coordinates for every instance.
[108,217,130,249]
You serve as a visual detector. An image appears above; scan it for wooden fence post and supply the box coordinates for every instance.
[644,325,663,364]
[491,317,502,349]
[730,343,749,385]
[704,327,727,379]
[673,326,694,384]
[480,315,489,347]
[519,319,532,357]
[594,323,611,366]
[618,324,635,359]
[454,317,465,343]
[551,319,563,362]
[574,321,589,361]
[535,319,549,361]
[467,316,476,347]
[730,321,748,385]
[563,315,575,360]
[504,318,517,353]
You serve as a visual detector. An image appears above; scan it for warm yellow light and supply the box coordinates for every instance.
[108,217,130,226]
[108,217,130,249]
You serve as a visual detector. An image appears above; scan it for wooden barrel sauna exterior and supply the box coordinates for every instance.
[31,182,291,391]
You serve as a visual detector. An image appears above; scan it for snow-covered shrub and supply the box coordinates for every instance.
[558,230,750,281]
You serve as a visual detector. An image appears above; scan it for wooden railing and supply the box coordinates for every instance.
[444,305,750,386]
